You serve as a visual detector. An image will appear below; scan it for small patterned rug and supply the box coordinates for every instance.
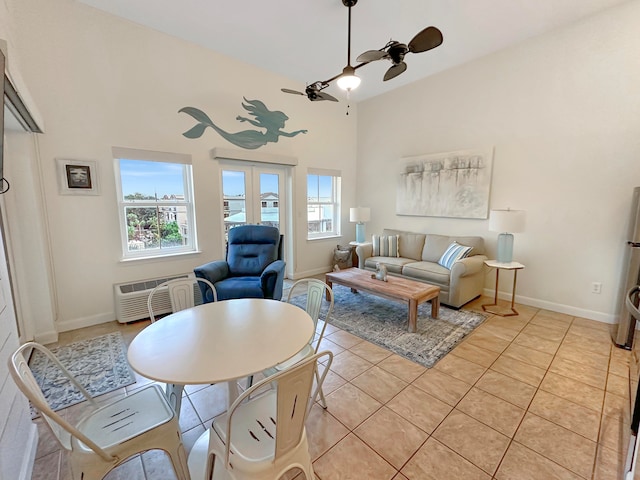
[292,284,487,368]
[28,332,136,414]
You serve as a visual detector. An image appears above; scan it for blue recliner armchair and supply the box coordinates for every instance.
[194,225,286,302]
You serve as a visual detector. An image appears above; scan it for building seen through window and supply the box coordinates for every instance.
[307,172,341,239]
[116,154,196,258]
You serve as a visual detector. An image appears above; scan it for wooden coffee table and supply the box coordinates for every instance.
[325,268,440,333]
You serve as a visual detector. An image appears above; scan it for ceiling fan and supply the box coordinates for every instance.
[281,0,443,102]
[357,26,444,81]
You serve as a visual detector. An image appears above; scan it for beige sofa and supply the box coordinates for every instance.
[355,228,487,308]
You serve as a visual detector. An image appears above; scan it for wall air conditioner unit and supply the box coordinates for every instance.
[114,273,203,323]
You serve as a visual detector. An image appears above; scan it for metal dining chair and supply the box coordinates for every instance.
[147,276,217,416]
[8,342,190,480]
[147,276,218,323]
[188,350,333,480]
[249,278,334,408]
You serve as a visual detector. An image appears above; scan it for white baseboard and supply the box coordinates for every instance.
[33,330,58,344]
[288,266,332,280]
[484,288,615,324]
[56,311,117,333]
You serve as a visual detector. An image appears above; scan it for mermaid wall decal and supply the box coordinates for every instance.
[178,98,308,150]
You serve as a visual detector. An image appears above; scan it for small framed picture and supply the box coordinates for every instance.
[56,158,100,195]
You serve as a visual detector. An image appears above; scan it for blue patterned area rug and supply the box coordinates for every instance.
[293,285,487,368]
[29,332,136,414]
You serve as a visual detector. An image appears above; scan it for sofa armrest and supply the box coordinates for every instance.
[261,259,286,300]
[450,255,487,278]
[194,260,230,284]
[355,243,373,269]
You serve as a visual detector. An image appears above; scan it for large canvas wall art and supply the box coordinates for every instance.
[396,147,494,219]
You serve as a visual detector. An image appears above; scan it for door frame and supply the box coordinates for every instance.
[218,160,293,275]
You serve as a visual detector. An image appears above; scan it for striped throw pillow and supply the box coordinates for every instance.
[438,242,473,269]
[371,234,399,257]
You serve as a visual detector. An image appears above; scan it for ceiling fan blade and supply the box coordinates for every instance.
[408,26,443,53]
[383,62,407,81]
[281,88,305,96]
[356,50,387,63]
[315,91,339,102]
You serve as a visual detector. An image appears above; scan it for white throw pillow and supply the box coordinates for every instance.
[371,234,399,257]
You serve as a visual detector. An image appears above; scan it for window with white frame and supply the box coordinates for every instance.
[113,147,197,259]
[307,169,341,239]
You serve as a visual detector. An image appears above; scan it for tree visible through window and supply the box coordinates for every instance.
[307,171,341,239]
[115,152,196,258]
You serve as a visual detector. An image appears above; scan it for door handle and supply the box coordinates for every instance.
[626,286,640,320]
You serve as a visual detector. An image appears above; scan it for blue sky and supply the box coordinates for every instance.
[120,160,331,198]
[120,160,185,197]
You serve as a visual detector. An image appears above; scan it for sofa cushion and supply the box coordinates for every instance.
[402,261,451,286]
[371,234,399,257]
[364,256,415,274]
[383,229,426,260]
[438,242,473,270]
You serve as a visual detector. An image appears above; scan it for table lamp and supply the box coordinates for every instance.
[489,209,525,263]
[350,207,370,243]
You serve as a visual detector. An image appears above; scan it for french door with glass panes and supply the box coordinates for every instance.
[220,162,286,242]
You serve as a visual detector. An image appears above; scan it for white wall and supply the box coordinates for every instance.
[357,1,640,322]
[8,0,358,334]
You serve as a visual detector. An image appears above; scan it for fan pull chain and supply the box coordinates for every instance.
[346,90,351,116]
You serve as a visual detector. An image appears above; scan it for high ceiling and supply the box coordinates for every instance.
[78,0,629,102]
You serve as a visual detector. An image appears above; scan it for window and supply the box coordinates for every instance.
[113,147,196,259]
[307,169,341,239]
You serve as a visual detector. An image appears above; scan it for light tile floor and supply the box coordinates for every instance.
[30,292,637,480]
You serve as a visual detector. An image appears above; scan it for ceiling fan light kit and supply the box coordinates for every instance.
[337,65,361,91]
[282,0,443,102]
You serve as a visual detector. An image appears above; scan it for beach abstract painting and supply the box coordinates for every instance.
[397,147,494,219]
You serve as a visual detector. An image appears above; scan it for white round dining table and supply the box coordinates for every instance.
[127,298,314,405]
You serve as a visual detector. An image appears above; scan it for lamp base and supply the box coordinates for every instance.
[496,233,514,263]
[355,223,366,243]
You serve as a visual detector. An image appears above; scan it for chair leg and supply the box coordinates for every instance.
[71,455,114,480]
[314,368,327,409]
[305,460,316,480]
[167,444,191,480]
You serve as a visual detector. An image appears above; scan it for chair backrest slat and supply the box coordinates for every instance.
[167,279,197,312]
[274,356,316,459]
[286,278,334,351]
[147,277,217,322]
[223,350,333,467]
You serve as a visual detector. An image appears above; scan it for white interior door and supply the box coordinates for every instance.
[220,161,288,242]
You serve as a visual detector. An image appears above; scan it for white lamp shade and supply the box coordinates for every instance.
[350,207,370,223]
[489,209,525,233]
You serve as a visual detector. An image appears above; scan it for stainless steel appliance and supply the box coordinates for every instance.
[625,348,640,479]
[614,187,640,349]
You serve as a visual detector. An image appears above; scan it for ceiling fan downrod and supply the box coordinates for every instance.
[343,0,357,66]
[337,0,361,91]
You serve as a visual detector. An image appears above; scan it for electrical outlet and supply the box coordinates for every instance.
[592,282,602,294]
